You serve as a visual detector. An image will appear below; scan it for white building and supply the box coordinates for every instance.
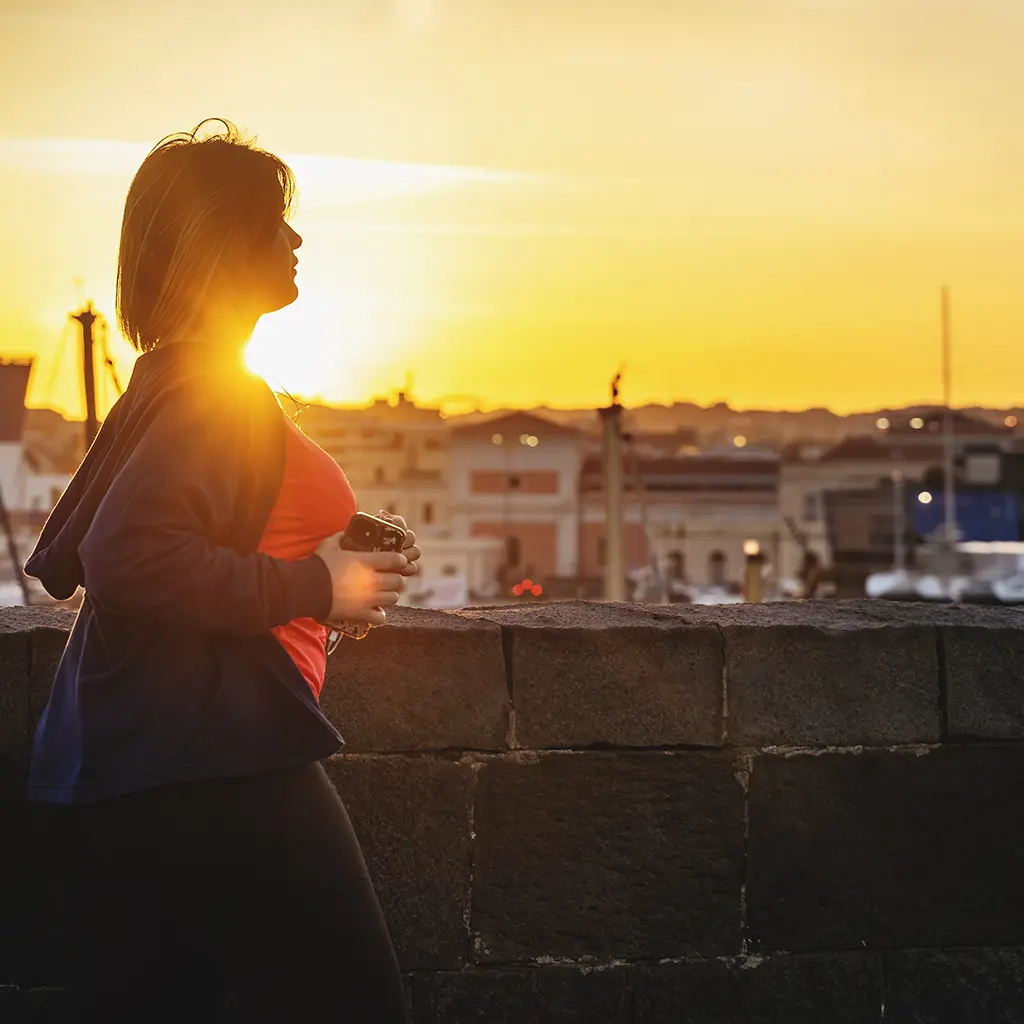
[298,392,448,530]
[579,450,781,590]
[0,360,72,516]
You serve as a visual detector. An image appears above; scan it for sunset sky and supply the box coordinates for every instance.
[2,0,1023,418]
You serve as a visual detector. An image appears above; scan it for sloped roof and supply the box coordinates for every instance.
[821,436,941,462]
[451,410,581,440]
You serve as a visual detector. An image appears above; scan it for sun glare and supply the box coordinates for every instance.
[245,290,398,404]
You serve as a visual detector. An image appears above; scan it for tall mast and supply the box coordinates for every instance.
[941,286,956,546]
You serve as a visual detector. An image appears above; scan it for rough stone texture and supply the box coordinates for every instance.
[0,626,30,763]
[723,619,938,746]
[321,608,509,752]
[659,598,1024,632]
[633,953,882,1024]
[0,608,74,764]
[323,754,474,970]
[747,745,1024,951]
[0,986,69,1024]
[943,625,1024,739]
[413,967,632,1024]
[885,948,1024,1024]
[665,601,1024,747]
[464,603,722,748]
[472,751,744,962]
[4,602,1024,1016]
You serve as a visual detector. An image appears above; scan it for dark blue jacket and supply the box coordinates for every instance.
[24,343,344,803]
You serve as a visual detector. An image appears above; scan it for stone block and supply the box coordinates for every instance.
[633,953,882,1023]
[472,751,744,961]
[0,986,71,1024]
[747,746,1024,951]
[27,624,70,738]
[943,625,1024,739]
[0,628,30,764]
[723,619,938,746]
[413,967,632,1024]
[885,948,1024,1024]
[321,608,508,752]
[469,603,722,748]
[323,754,474,970]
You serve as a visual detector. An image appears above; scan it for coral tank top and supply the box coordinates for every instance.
[258,415,356,699]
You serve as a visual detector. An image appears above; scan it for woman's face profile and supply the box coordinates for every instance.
[244,219,302,319]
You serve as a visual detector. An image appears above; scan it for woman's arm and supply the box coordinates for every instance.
[79,396,332,635]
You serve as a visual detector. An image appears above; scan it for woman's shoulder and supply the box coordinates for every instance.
[128,347,281,437]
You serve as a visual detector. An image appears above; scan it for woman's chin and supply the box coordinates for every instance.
[265,283,299,314]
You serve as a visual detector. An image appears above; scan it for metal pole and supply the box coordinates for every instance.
[941,286,956,546]
[892,467,906,571]
[600,403,626,601]
[72,302,99,448]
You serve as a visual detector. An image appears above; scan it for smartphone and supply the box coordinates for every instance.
[326,512,408,651]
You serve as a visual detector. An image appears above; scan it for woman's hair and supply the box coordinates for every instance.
[116,119,296,352]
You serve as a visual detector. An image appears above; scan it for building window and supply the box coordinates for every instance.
[506,535,521,567]
[868,515,894,549]
[423,502,434,524]
[709,550,726,586]
[802,491,820,523]
[374,466,385,484]
[597,536,607,568]
[508,475,521,491]
[442,564,459,577]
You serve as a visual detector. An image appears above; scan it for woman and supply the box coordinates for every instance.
[25,121,416,1023]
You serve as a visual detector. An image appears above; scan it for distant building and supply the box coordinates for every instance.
[878,409,1014,449]
[448,412,586,592]
[779,436,939,586]
[298,392,449,529]
[579,451,779,590]
[0,360,72,516]
[820,433,1024,594]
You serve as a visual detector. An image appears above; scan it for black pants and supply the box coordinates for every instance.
[53,762,408,1023]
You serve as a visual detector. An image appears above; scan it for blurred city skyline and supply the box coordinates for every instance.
[2,0,1024,418]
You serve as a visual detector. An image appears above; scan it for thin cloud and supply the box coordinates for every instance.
[0,137,529,203]
[308,219,681,239]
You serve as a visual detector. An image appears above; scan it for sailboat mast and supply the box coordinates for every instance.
[941,286,956,545]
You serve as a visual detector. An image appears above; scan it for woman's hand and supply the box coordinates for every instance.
[378,512,422,576]
[314,532,409,626]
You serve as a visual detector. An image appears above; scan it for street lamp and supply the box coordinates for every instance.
[743,539,764,603]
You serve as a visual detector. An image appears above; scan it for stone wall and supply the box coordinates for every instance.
[2,600,1024,1022]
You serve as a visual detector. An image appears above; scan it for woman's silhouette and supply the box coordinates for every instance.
[25,121,416,1023]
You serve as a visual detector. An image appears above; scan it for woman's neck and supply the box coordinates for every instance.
[163,308,260,353]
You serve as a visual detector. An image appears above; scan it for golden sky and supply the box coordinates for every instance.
[2,0,1023,418]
